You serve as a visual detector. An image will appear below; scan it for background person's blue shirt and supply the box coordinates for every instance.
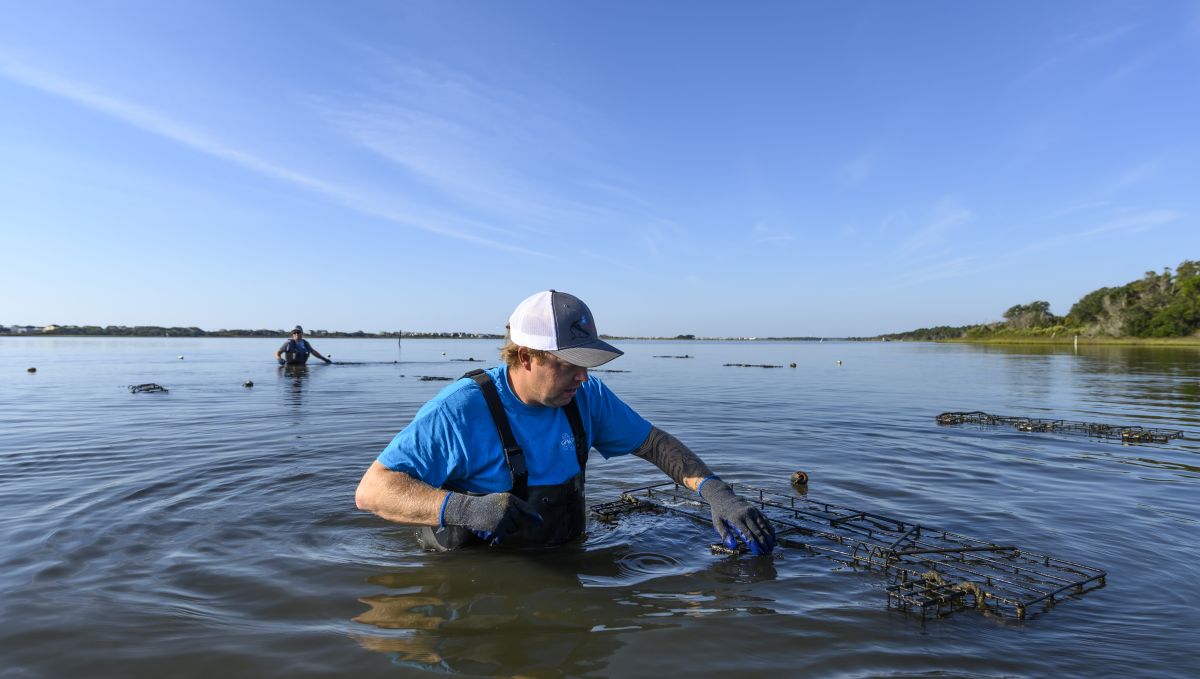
[377,365,652,493]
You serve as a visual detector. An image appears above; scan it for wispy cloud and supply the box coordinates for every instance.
[1022,208,1182,255]
[638,218,691,260]
[750,221,793,244]
[1045,159,1161,219]
[1046,200,1112,219]
[894,255,982,286]
[318,54,659,247]
[1021,21,1142,81]
[1061,22,1142,50]
[895,197,975,259]
[1079,209,1182,237]
[0,55,553,258]
[1109,37,1179,82]
[1107,161,1159,193]
[836,151,877,188]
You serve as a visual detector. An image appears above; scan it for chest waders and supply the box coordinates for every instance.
[282,339,310,365]
[419,369,590,551]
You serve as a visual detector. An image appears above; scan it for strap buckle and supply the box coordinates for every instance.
[506,447,527,477]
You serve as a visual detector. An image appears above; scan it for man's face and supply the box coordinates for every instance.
[522,351,588,408]
[292,332,302,339]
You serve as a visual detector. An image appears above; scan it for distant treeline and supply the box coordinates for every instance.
[881,258,1200,341]
[1,326,829,341]
[0,325,503,339]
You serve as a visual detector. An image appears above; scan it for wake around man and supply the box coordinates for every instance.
[355,290,776,553]
[275,326,331,365]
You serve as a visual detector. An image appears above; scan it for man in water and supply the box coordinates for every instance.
[275,326,331,365]
[355,290,776,553]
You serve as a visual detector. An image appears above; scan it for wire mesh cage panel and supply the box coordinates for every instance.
[592,482,1106,620]
[936,411,1183,444]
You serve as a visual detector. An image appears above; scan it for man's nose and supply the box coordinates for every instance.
[574,367,588,382]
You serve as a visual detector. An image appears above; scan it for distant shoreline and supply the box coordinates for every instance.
[1,332,836,342]
[939,336,1200,347]
[6,329,1197,346]
[0,325,830,341]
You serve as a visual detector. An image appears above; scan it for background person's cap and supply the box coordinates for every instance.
[507,290,623,368]
[292,326,303,334]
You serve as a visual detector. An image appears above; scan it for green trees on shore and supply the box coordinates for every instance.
[884,259,1200,340]
[1064,261,1200,337]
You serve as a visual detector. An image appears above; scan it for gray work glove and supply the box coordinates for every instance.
[699,478,777,555]
[442,492,544,545]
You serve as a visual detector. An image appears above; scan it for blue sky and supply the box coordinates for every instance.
[1,1,1197,337]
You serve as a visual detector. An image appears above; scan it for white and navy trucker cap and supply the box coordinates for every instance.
[507,290,623,368]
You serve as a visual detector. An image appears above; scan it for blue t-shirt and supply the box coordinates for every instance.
[377,365,652,493]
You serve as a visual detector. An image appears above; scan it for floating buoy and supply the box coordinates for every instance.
[178,356,185,360]
[790,470,809,486]
[836,360,843,366]
[243,380,254,388]
[789,362,797,368]
[27,367,36,373]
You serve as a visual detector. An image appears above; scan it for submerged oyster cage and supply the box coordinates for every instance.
[591,483,1106,620]
[936,411,1184,444]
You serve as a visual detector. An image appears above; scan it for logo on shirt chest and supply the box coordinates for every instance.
[560,432,575,450]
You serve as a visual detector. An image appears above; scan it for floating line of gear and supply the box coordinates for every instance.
[591,482,1106,620]
[936,411,1184,444]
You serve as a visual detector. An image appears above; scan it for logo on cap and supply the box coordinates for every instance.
[570,317,592,340]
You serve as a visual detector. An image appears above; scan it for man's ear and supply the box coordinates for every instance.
[517,346,533,370]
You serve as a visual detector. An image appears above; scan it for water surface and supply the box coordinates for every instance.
[2,338,1198,677]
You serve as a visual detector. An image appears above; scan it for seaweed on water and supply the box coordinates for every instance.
[129,383,168,393]
[936,410,1184,444]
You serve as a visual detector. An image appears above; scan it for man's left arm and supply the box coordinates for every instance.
[306,341,332,363]
[633,426,776,554]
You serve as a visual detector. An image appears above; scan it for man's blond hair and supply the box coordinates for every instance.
[501,341,551,368]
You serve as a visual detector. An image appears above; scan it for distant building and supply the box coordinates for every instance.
[41,325,60,333]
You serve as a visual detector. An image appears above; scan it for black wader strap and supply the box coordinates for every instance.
[463,369,528,500]
[562,399,588,471]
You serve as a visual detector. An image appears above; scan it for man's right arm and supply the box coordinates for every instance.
[355,461,447,525]
[355,461,545,542]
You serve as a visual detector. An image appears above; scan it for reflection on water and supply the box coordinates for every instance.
[279,363,309,408]
[350,540,780,675]
[1,337,1199,677]
[351,554,626,675]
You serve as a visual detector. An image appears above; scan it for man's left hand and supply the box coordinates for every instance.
[699,478,776,555]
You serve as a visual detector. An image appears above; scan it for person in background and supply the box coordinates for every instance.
[355,290,776,554]
[275,326,331,365]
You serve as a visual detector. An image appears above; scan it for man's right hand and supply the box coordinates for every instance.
[442,492,543,545]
